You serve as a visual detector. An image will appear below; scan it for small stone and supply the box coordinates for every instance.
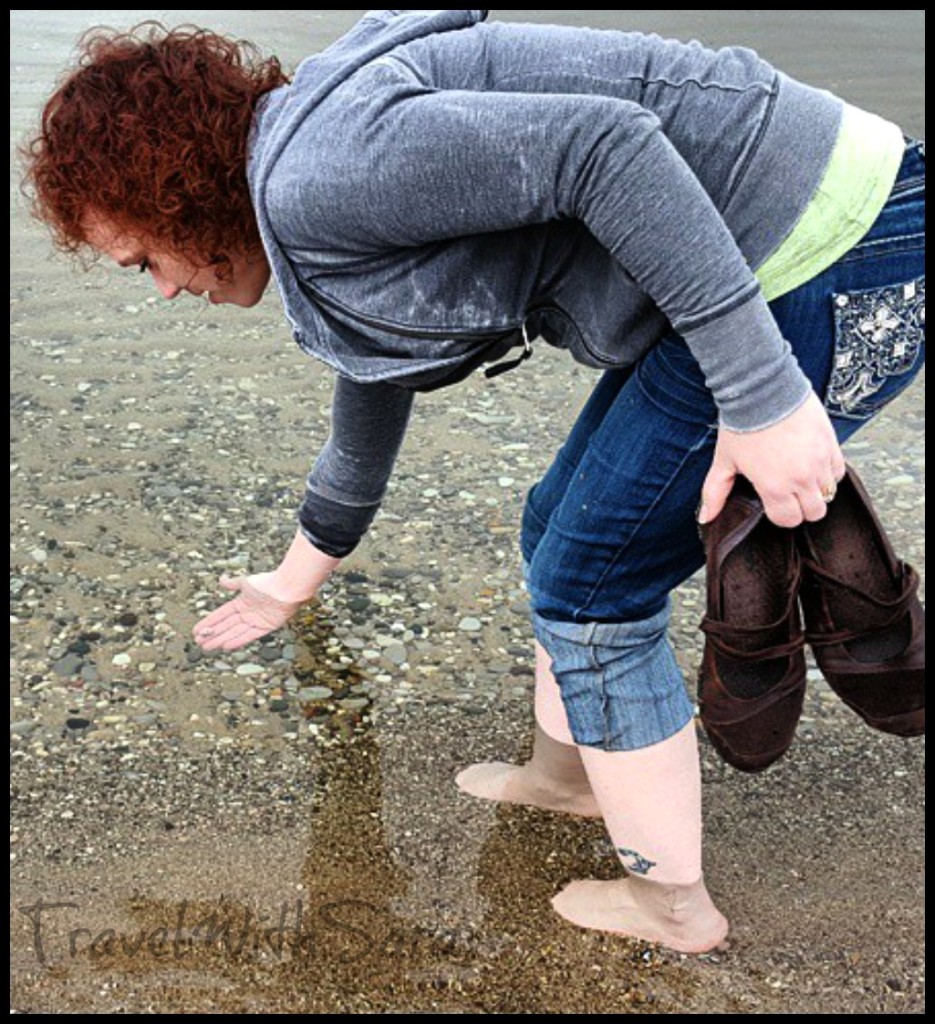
[30,548,48,564]
[52,653,85,677]
[458,616,483,632]
[10,721,37,736]
[112,653,132,666]
[259,645,281,663]
[116,611,139,627]
[383,644,408,666]
[235,663,265,676]
[337,697,369,711]
[297,686,333,701]
[268,698,290,713]
[65,717,92,731]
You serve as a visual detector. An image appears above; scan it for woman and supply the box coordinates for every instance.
[25,11,924,953]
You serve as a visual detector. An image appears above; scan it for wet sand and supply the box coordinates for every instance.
[10,10,925,1014]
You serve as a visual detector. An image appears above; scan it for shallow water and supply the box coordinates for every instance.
[10,10,925,1014]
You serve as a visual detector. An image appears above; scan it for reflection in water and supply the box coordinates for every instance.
[25,614,668,1013]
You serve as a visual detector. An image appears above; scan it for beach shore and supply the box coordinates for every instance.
[11,10,925,1013]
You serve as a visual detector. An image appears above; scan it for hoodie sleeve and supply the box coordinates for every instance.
[304,81,812,432]
[298,375,415,557]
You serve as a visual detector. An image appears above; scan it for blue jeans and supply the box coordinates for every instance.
[521,139,926,751]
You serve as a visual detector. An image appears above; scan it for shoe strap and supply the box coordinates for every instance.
[802,560,920,647]
[701,617,806,662]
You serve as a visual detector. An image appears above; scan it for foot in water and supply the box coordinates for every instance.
[455,724,602,817]
[552,874,730,954]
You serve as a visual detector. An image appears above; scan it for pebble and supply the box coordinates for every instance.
[297,686,334,701]
[458,617,483,632]
[337,698,369,712]
[112,653,132,666]
[383,644,408,666]
[29,548,48,564]
[52,653,85,677]
[235,663,266,676]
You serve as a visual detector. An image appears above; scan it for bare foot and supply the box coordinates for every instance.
[455,761,602,818]
[552,876,730,954]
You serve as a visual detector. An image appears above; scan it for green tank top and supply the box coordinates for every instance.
[756,103,905,301]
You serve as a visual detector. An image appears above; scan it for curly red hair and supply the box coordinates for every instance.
[23,22,290,276]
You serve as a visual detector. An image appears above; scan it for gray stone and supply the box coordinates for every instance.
[52,653,84,677]
[337,697,370,712]
[297,686,334,701]
[383,644,408,665]
[235,663,266,676]
[10,721,37,736]
[458,616,483,632]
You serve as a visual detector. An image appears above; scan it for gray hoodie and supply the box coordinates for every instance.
[248,10,844,556]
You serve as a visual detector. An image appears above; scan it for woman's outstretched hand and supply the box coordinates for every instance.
[193,573,304,652]
[192,529,341,652]
[698,392,847,528]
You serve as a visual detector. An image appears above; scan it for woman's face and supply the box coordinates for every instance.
[82,212,271,307]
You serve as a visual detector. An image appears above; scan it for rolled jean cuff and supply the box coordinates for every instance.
[530,601,694,752]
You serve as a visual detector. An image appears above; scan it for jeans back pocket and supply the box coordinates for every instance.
[825,275,925,421]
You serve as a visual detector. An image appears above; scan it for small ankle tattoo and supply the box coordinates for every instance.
[616,848,657,875]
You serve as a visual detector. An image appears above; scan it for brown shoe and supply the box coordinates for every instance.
[797,465,925,737]
[698,478,807,772]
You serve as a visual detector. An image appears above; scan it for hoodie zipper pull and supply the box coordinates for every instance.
[484,320,533,380]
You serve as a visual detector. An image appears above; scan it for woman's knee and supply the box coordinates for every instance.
[532,604,694,752]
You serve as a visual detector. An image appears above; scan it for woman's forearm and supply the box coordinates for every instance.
[269,527,342,603]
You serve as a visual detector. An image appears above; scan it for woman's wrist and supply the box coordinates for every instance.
[269,527,342,603]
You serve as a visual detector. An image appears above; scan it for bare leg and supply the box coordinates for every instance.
[455,641,601,817]
[552,721,729,953]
